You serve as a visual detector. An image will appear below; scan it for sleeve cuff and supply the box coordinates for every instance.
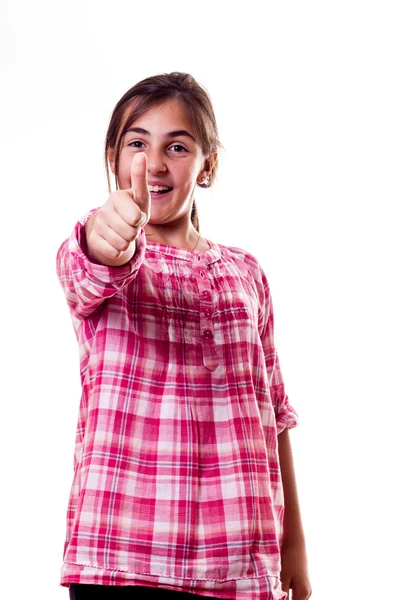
[273,385,300,435]
[276,408,299,435]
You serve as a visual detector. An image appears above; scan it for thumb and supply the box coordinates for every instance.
[130,152,150,223]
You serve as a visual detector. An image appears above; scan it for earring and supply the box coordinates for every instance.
[199,173,209,185]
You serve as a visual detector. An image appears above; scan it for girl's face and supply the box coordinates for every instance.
[109,98,210,226]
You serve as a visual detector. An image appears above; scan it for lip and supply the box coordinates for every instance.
[148,180,173,187]
[149,189,173,200]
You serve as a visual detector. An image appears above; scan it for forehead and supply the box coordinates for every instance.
[121,98,198,137]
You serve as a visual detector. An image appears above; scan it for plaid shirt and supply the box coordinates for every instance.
[56,208,299,600]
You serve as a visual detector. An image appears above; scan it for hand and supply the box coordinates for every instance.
[280,543,312,600]
[86,152,151,261]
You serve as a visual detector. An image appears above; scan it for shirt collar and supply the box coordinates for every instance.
[145,239,222,265]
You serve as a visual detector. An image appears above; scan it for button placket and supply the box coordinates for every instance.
[193,256,214,342]
[192,254,219,370]
[199,284,213,342]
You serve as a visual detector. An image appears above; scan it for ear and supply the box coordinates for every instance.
[107,148,116,174]
[197,151,218,183]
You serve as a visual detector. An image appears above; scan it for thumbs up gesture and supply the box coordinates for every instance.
[85,153,151,266]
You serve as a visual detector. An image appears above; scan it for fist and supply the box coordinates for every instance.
[86,152,151,261]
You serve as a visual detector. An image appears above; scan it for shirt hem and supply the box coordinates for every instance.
[61,560,282,583]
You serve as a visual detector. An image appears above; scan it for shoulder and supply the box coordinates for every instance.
[216,242,270,290]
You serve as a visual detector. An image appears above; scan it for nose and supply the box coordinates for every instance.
[146,148,167,174]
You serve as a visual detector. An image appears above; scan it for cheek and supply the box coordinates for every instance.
[176,162,201,187]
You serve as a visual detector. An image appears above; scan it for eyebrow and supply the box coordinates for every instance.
[124,127,196,143]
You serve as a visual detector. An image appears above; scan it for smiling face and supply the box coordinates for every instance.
[108,98,211,228]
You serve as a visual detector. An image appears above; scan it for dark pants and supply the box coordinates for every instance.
[69,584,217,599]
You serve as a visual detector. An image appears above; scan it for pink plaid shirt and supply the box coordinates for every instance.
[56,208,299,600]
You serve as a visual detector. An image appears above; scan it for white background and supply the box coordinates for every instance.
[1,1,399,598]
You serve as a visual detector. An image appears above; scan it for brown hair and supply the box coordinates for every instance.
[104,72,222,232]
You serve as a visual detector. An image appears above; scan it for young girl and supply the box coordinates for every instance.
[56,72,312,600]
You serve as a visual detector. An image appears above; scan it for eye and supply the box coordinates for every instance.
[128,140,145,148]
[169,144,187,153]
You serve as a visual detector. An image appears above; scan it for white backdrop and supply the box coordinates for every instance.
[1,1,399,599]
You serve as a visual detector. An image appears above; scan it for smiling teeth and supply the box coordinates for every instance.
[149,185,170,192]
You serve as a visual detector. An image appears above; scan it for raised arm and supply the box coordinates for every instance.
[84,152,150,267]
[55,153,150,326]
[56,211,147,326]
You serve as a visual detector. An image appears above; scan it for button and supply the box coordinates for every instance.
[203,329,213,339]
[204,309,211,318]
[202,290,210,298]
[197,256,202,261]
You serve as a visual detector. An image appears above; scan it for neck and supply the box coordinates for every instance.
[144,223,201,250]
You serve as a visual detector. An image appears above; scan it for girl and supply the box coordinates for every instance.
[56,72,312,600]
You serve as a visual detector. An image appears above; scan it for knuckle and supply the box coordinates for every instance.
[109,246,121,259]
[127,230,138,242]
[111,232,128,252]
[136,213,145,227]
[131,211,144,228]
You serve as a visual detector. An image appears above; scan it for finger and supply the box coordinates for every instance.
[130,152,151,223]
[109,191,147,230]
[92,233,127,260]
[281,582,290,598]
[103,225,132,253]
[106,206,144,241]
[281,578,290,593]
[292,585,311,600]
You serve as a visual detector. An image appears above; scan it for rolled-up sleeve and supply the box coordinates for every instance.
[56,207,147,330]
[258,270,299,435]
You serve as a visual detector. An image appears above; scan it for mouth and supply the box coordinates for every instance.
[149,187,173,199]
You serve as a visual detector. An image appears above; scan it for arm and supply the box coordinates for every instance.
[252,258,311,596]
[56,208,147,326]
[278,427,312,599]
[278,427,306,549]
